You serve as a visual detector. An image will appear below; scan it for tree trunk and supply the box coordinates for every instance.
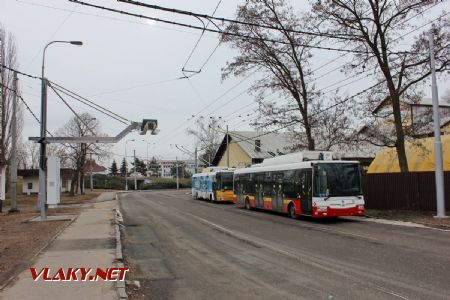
[385,78,409,172]
[69,173,76,196]
[391,96,409,172]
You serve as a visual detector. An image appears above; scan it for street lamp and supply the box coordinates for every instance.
[142,140,156,163]
[142,140,156,177]
[39,40,83,220]
[125,139,135,191]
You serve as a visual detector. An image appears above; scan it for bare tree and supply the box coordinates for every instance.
[0,24,23,166]
[55,113,109,195]
[186,116,224,165]
[311,0,450,172]
[221,0,326,150]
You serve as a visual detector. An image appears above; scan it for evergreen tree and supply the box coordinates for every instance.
[131,158,147,176]
[120,158,127,176]
[109,160,119,176]
[147,157,160,177]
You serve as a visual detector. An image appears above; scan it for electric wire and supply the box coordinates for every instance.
[0,82,54,137]
[118,0,373,42]
[49,81,131,125]
[48,82,97,136]
[181,0,223,76]
[68,0,386,54]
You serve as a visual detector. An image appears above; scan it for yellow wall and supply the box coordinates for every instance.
[368,135,450,173]
[217,141,251,168]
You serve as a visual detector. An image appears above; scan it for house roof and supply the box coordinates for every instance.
[84,160,107,173]
[373,96,450,114]
[212,131,294,165]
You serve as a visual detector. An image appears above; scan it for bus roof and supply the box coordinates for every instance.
[192,169,234,177]
[234,160,360,175]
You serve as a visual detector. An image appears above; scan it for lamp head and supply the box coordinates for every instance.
[70,41,83,46]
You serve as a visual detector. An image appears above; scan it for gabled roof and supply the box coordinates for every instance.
[84,160,107,173]
[373,96,450,114]
[212,131,295,165]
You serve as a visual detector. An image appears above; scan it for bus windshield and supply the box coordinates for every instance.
[313,163,361,197]
[219,172,234,190]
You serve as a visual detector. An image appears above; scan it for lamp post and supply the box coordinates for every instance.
[39,40,82,220]
[124,139,134,191]
[142,140,155,176]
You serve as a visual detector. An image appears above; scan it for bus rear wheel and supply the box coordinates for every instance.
[288,204,297,219]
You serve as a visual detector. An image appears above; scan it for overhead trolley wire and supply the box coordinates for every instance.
[181,0,223,76]
[68,0,392,54]
[118,0,366,41]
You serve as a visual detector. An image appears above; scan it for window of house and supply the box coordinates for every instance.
[28,182,33,190]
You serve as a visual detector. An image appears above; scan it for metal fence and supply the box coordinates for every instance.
[362,172,450,210]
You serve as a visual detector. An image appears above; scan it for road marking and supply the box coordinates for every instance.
[134,193,433,299]
[175,209,412,300]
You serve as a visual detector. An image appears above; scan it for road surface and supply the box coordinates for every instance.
[119,190,450,300]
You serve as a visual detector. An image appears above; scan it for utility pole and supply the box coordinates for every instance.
[9,71,18,213]
[38,76,48,219]
[134,149,137,190]
[89,153,93,192]
[176,156,179,190]
[226,125,230,168]
[429,34,448,219]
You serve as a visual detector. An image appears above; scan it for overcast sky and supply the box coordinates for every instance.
[1,0,447,167]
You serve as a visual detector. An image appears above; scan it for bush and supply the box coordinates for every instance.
[84,174,191,190]
[83,174,137,190]
[142,177,191,190]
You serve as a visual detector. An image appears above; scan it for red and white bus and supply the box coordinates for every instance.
[233,152,365,218]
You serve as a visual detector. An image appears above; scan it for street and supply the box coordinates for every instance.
[119,190,450,300]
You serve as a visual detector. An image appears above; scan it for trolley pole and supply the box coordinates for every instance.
[9,71,19,213]
[429,34,447,219]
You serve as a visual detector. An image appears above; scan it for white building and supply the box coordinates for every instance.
[18,169,73,195]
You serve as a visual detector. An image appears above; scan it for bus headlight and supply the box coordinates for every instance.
[358,205,364,209]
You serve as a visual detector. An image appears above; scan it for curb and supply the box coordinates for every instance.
[0,213,79,291]
[114,206,128,300]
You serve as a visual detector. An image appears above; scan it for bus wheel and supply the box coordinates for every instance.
[245,198,251,210]
[288,204,297,219]
[210,194,214,202]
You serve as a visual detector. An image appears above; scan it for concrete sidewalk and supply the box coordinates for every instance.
[0,200,119,300]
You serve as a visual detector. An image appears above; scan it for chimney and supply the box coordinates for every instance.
[255,139,261,152]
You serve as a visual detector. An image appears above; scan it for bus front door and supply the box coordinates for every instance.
[255,174,264,208]
[256,183,263,208]
[273,183,283,211]
[301,169,312,215]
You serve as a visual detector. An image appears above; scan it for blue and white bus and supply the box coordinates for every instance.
[192,167,234,202]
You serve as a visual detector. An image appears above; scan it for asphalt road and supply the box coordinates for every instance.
[119,190,450,300]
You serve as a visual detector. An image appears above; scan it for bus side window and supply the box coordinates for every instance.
[283,170,295,198]
[264,172,272,196]
[295,170,306,199]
